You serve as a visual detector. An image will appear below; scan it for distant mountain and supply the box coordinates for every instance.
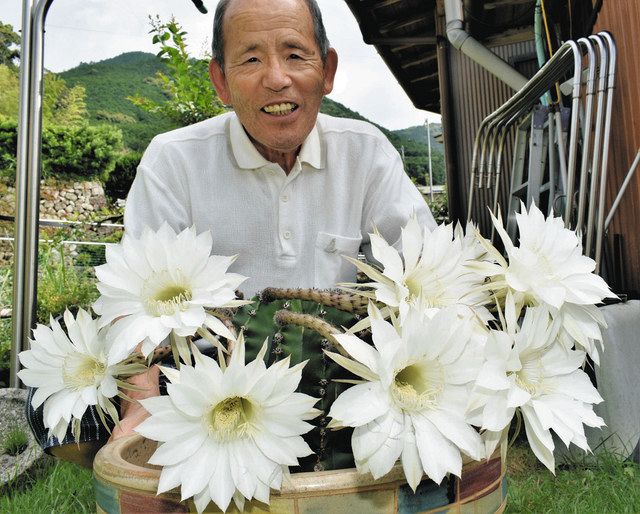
[60,52,178,152]
[60,52,444,183]
[394,124,444,153]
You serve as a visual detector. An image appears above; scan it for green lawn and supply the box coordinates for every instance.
[506,445,640,513]
[1,446,638,513]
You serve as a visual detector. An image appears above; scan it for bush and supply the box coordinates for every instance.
[41,124,123,181]
[0,118,123,181]
[104,151,141,201]
[37,236,98,322]
[0,116,17,178]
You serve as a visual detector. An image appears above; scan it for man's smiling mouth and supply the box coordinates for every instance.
[262,103,299,116]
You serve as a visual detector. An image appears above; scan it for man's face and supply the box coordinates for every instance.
[210,0,337,158]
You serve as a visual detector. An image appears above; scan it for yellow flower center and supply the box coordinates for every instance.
[512,357,544,395]
[391,360,444,411]
[405,269,446,307]
[62,353,106,390]
[206,397,254,441]
[143,271,193,316]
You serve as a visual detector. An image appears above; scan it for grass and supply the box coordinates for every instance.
[0,425,29,456]
[1,443,637,513]
[0,460,94,514]
[506,444,640,513]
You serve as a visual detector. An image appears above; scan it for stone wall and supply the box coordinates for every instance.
[0,180,115,266]
[0,180,108,221]
[40,181,107,220]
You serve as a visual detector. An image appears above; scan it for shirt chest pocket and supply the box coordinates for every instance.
[314,231,362,288]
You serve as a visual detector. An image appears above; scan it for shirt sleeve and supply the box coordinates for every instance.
[361,140,436,263]
[123,138,191,238]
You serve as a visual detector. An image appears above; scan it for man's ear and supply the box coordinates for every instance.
[322,48,338,95]
[209,59,232,105]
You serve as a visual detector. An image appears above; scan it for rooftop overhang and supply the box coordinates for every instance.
[343,0,597,113]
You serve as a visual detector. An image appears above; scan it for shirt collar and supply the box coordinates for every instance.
[229,113,325,171]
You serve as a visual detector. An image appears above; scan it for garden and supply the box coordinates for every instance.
[1,15,639,514]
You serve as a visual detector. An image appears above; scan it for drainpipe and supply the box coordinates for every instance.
[444,0,528,92]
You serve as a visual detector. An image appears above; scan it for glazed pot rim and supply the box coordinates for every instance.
[94,434,498,497]
[94,434,411,496]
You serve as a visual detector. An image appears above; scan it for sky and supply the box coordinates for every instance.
[0,0,441,131]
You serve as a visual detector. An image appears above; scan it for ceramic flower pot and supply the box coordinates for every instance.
[93,435,507,513]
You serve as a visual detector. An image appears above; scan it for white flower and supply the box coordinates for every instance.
[489,202,616,363]
[135,336,319,513]
[93,224,248,365]
[347,217,491,322]
[327,304,484,489]
[467,301,605,472]
[18,309,120,442]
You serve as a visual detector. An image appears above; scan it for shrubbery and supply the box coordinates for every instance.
[0,117,123,181]
[36,236,99,323]
[104,151,141,201]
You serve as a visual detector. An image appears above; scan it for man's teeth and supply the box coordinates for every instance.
[263,103,297,115]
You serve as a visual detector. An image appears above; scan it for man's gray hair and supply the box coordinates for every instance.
[211,0,330,69]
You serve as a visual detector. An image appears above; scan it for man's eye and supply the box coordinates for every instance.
[245,57,259,63]
[289,54,302,60]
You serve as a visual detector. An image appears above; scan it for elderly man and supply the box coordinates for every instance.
[124,0,434,296]
[32,0,435,466]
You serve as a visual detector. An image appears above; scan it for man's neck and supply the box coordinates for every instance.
[248,134,299,175]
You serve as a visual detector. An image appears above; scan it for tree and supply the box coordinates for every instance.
[129,17,226,126]
[0,22,20,68]
[0,64,19,117]
[0,64,87,126]
[42,73,88,126]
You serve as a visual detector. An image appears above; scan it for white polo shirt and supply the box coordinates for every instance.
[124,112,435,297]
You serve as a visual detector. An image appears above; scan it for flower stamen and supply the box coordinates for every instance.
[143,271,193,316]
[62,353,106,390]
[206,397,254,441]
[392,361,444,411]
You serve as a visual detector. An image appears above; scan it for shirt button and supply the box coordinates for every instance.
[281,194,289,202]
[283,230,292,239]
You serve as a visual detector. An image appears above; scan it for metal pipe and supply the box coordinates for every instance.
[547,111,556,215]
[562,41,583,227]
[11,0,35,388]
[575,38,596,233]
[595,32,617,272]
[11,0,53,387]
[554,109,568,193]
[466,120,489,221]
[490,118,519,241]
[467,41,577,222]
[604,149,640,231]
[585,34,609,256]
[426,121,434,202]
[444,0,528,92]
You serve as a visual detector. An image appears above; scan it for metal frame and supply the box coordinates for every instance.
[10,0,54,387]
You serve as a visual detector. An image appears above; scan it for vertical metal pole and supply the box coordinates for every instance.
[10,0,52,387]
[595,32,616,273]
[426,121,434,202]
[11,0,35,388]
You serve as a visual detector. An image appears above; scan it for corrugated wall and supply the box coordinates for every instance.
[593,2,640,295]
[447,38,537,232]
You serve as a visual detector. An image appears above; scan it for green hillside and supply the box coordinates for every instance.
[394,124,444,153]
[60,52,178,152]
[60,52,444,184]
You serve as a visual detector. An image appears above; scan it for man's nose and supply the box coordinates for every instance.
[262,58,293,91]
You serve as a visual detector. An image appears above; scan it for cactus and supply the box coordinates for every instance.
[261,287,373,314]
[232,290,367,472]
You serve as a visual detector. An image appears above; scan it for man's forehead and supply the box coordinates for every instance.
[224,0,311,23]
[223,0,316,53]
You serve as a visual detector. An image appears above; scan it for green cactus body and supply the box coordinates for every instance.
[234,293,363,472]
